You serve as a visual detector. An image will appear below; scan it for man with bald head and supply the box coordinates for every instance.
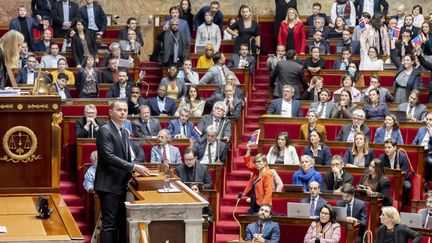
[390,4,406,28]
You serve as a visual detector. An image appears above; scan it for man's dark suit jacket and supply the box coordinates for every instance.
[336,123,371,142]
[332,58,352,70]
[51,0,81,37]
[399,26,420,40]
[206,94,243,119]
[168,119,194,138]
[132,118,162,137]
[306,13,330,26]
[175,163,213,189]
[105,82,133,98]
[79,3,107,33]
[75,116,105,138]
[71,31,98,66]
[213,85,244,101]
[245,220,280,243]
[226,54,256,74]
[379,152,410,180]
[308,27,331,40]
[197,115,231,140]
[126,97,146,115]
[267,98,302,117]
[271,59,308,99]
[336,40,360,55]
[119,28,144,46]
[353,0,389,20]
[322,171,354,193]
[193,138,227,164]
[147,96,177,116]
[9,17,41,51]
[55,85,72,99]
[131,141,145,163]
[337,198,368,243]
[31,0,55,18]
[94,121,134,194]
[375,224,422,243]
[100,69,117,84]
[300,196,328,217]
[16,69,38,84]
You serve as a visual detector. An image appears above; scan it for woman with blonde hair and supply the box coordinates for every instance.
[343,132,375,167]
[277,8,306,54]
[0,30,24,89]
[376,206,422,242]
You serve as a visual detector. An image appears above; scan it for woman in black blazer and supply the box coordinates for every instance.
[75,56,100,98]
[375,206,422,243]
[343,131,375,167]
[71,18,98,67]
[390,39,422,103]
[358,158,393,206]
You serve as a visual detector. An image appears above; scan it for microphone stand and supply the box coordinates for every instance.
[233,192,243,241]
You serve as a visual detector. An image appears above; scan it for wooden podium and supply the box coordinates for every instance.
[0,96,83,242]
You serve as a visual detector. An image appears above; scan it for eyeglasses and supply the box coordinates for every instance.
[330,163,341,167]
[320,211,330,215]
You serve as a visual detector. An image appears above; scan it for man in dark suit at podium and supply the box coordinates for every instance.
[95,100,150,243]
[245,204,280,242]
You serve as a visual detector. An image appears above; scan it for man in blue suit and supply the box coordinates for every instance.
[168,108,194,138]
[245,204,280,243]
[147,84,177,116]
[9,5,42,51]
[79,0,107,35]
[268,85,301,117]
[337,183,368,243]
[301,181,328,218]
[16,55,38,84]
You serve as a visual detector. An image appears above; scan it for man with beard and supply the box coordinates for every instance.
[245,204,280,243]
[159,18,190,67]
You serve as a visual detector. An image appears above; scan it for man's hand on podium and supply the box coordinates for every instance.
[134,164,151,176]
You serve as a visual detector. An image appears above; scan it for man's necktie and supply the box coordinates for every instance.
[143,121,151,135]
[408,106,414,115]
[317,103,325,118]
[215,119,220,128]
[120,128,129,160]
[310,198,315,216]
[183,123,187,137]
[258,223,263,234]
[208,143,212,163]
[347,203,352,217]
[162,146,168,163]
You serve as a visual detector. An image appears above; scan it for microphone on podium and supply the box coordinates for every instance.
[233,192,243,241]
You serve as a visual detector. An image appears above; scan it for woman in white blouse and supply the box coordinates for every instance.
[412,5,425,28]
[266,132,299,165]
[195,11,221,53]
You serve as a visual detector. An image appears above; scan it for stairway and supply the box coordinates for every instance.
[215,55,270,242]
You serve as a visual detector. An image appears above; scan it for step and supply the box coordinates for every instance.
[60,181,77,194]
[244,116,260,123]
[76,221,93,236]
[219,205,249,221]
[215,220,241,234]
[60,170,70,181]
[62,194,84,207]
[214,233,241,243]
[220,194,252,207]
[69,206,86,222]
[225,181,249,194]
[226,170,251,181]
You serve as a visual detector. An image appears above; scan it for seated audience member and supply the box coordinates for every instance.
[307,30,330,55]
[329,17,347,39]
[70,19,98,68]
[397,89,427,122]
[223,18,237,40]
[40,43,65,68]
[358,158,393,206]
[418,191,432,228]
[177,59,199,84]
[300,180,327,217]
[301,76,323,101]
[189,183,214,223]
[194,1,224,31]
[101,42,130,68]
[300,110,327,141]
[266,45,287,87]
[101,56,120,84]
[395,30,415,58]
[376,206,422,242]
[75,56,100,98]
[227,43,256,74]
[293,155,323,192]
[337,30,360,54]
[363,88,389,121]
[160,65,186,99]
[199,52,234,85]
[83,151,97,193]
[196,44,215,69]
[303,47,325,75]
[337,183,368,243]
[266,131,299,165]
[308,16,330,40]
[412,112,432,150]
[414,46,432,103]
[54,73,72,100]
[304,130,332,165]
[147,84,177,116]
[308,88,335,119]
[245,204,280,243]
[159,18,190,67]
[32,17,53,41]
[168,108,194,139]
[75,104,104,138]
[379,139,411,203]
[386,18,398,40]
[51,58,75,85]
[359,46,384,70]
[195,12,221,53]
[9,5,41,52]
[34,29,52,52]
[343,132,375,167]
[331,0,356,27]
[331,89,357,119]
[332,47,352,70]
[390,4,407,28]
[119,17,144,46]
[119,29,142,54]
[175,148,212,189]
[197,101,231,141]
[267,85,301,117]
[332,74,361,103]
[374,115,404,144]
[322,155,354,193]
[105,68,133,99]
[336,109,371,142]
[352,12,371,41]
[18,42,33,68]
[412,5,424,28]
[192,125,227,164]
[126,86,146,116]
[346,62,364,87]
[132,105,162,137]
[16,54,38,84]
[361,75,394,103]
[175,85,205,117]
[400,14,420,39]
[212,76,243,100]
[304,204,341,242]
[150,129,182,164]
[306,2,330,27]
[206,82,243,119]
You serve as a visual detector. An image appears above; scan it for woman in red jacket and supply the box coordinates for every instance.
[277,7,306,54]
[242,141,274,214]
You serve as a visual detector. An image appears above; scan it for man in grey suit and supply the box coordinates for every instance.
[95,100,150,243]
[175,147,213,189]
[132,105,162,137]
[192,125,227,164]
[200,52,235,85]
[268,85,302,117]
[227,43,256,74]
[206,82,243,119]
[418,191,432,228]
[309,88,335,119]
[361,74,395,103]
[197,101,231,141]
[336,109,371,142]
[271,50,308,99]
[397,89,427,122]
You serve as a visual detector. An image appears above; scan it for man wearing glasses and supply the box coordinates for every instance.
[336,109,371,142]
[322,155,353,193]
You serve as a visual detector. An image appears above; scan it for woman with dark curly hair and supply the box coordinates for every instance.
[175,85,205,117]
[304,204,341,242]
[70,18,97,68]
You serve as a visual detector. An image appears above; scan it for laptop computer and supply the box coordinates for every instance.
[400,212,422,228]
[284,184,304,192]
[332,206,347,221]
[287,202,311,218]
[389,110,408,122]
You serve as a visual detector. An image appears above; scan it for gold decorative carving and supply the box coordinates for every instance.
[52,103,59,110]
[0,104,13,110]
[52,112,63,127]
[27,104,49,109]
[1,126,41,163]
[17,104,23,110]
